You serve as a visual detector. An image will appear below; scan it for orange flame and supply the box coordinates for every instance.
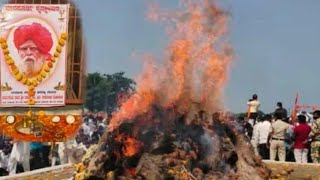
[109,0,233,131]
[123,137,142,157]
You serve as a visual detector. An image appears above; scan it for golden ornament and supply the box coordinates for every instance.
[0,37,5,43]
[53,52,60,58]
[28,85,34,91]
[28,99,35,105]
[1,43,8,49]
[6,59,14,65]
[44,65,50,72]
[61,32,67,40]
[41,71,47,78]
[3,49,9,55]
[21,77,27,85]
[15,73,23,81]
[37,75,42,82]
[56,46,62,53]
[50,57,56,62]
[13,68,19,75]
[32,80,38,87]
[58,39,65,46]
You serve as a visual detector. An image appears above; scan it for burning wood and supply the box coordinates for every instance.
[73,108,270,180]
[73,0,271,179]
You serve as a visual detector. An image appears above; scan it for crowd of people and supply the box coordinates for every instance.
[244,94,320,164]
[0,113,109,176]
[1,95,320,176]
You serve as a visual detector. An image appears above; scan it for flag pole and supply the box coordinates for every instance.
[291,93,299,123]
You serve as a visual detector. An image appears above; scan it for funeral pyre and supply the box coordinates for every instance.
[74,1,270,179]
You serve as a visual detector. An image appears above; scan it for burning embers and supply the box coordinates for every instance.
[74,109,270,180]
[74,0,271,179]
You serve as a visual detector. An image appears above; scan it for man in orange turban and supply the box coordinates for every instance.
[14,22,53,78]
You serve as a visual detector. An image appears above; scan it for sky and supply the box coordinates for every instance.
[1,0,320,114]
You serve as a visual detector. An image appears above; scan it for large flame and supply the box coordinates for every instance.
[109,0,233,131]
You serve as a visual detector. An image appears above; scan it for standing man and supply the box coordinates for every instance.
[247,94,260,125]
[255,114,272,159]
[309,110,320,163]
[268,111,290,161]
[275,102,288,120]
[293,115,311,163]
[7,141,30,175]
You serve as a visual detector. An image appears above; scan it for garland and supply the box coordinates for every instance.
[0,33,67,105]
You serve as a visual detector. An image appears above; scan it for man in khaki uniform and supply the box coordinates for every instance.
[310,110,320,163]
[268,111,290,161]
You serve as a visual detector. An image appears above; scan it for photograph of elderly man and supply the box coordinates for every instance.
[13,22,53,78]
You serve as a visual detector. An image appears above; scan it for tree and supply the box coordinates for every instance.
[85,72,135,113]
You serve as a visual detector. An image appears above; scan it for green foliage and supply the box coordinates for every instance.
[85,72,136,113]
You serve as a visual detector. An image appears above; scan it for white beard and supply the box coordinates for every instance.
[18,55,45,78]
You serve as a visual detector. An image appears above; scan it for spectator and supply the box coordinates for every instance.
[30,142,44,170]
[268,111,290,161]
[0,146,11,176]
[255,114,272,159]
[57,139,75,165]
[275,102,288,120]
[82,120,91,136]
[243,117,253,140]
[293,115,311,163]
[251,117,261,156]
[310,110,320,163]
[7,141,30,175]
[247,94,260,124]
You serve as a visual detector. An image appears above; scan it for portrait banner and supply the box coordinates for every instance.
[0,4,69,107]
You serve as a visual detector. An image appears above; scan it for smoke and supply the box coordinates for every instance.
[109,0,233,131]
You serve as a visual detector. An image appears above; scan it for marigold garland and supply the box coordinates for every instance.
[0,33,67,105]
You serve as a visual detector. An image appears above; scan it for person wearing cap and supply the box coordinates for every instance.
[13,22,53,78]
[309,110,320,163]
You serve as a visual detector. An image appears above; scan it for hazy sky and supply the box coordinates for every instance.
[1,0,320,113]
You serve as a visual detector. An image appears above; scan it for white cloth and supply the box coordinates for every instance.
[0,151,9,169]
[58,139,75,164]
[251,122,261,146]
[256,121,272,144]
[294,148,308,163]
[248,119,255,127]
[98,122,106,128]
[8,141,30,175]
[251,122,261,155]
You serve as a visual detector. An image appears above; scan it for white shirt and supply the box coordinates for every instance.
[255,121,271,144]
[247,100,260,113]
[82,123,91,135]
[251,122,261,146]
